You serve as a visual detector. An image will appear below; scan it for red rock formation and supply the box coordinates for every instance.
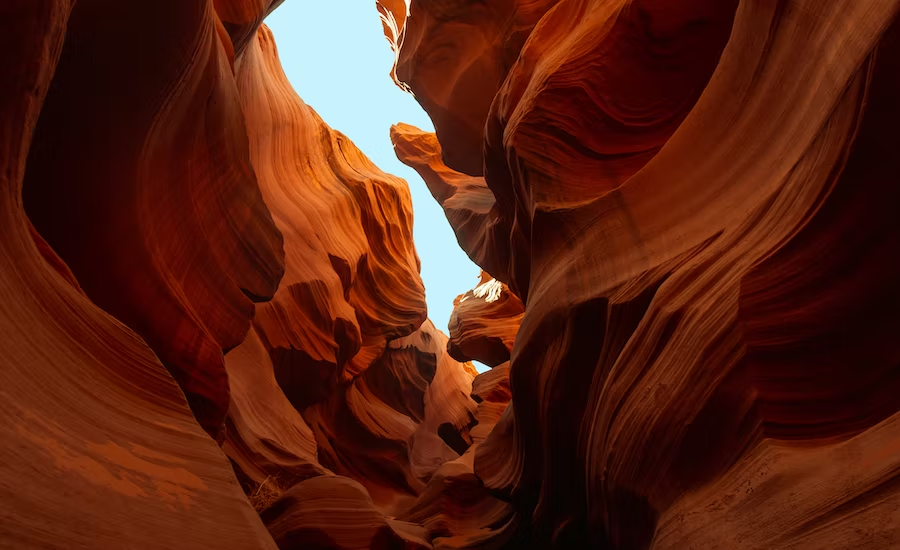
[447,271,524,367]
[262,475,431,550]
[387,269,522,548]
[398,363,516,548]
[378,0,561,175]
[21,0,285,441]
[302,320,478,515]
[235,25,428,413]
[214,0,284,55]
[14,0,898,546]
[390,0,900,547]
[223,326,330,489]
[3,3,481,547]
[225,315,479,546]
[221,23,480,545]
[0,2,276,547]
[392,125,511,285]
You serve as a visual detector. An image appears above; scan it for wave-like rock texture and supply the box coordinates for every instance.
[262,475,431,550]
[391,125,510,285]
[302,320,478,516]
[0,2,277,547]
[447,271,524,367]
[392,271,523,548]
[214,0,284,55]
[397,363,518,549]
[223,326,330,490]
[21,0,285,441]
[3,3,480,548]
[378,0,561,175]
[227,316,481,546]
[236,25,428,412]
[389,0,900,547]
[221,24,480,545]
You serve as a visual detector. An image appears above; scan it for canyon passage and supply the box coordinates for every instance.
[2,1,900,548]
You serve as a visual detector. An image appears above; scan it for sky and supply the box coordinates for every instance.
[265,2,486,368]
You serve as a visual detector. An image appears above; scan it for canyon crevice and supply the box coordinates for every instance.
[2,0,900,549]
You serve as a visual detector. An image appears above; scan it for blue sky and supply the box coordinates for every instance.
[265,3,484,357]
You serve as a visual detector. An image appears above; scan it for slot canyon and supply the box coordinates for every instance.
[2,0,900,548]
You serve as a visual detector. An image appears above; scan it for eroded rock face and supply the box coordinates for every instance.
[22,0,285,441]
[235,25,429,413]
[3,4,480,548]
[392,125,509,282]
[222,24,480,544]
[447,271,524,367]
[389,0,900,547]
[0,3,276,547]
[397,362,517,549]
[388,272,522,548]
[378,0,561,175]
[214,0,284,55]
[302,320,478,516]
[262,475,431,550]
[223,326,330,491]
[8,0,898,547]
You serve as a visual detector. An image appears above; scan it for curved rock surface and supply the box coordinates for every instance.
[223,326,329,490]
[397,363,515,549]
[262,475,431,550]
[390,0,900,547]
[22,0,285,440]
[392,124,508,280]
[8,0,899,548]
[0,2,277,547]
[447,271,524,367]
[214,0,284,55]
[236,25,428,413]
[223,23,480,545]
[378,0,561,175]
[301,320,478,516]
[3,4,480,548]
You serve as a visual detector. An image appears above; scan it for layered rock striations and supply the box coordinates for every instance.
[234,25,429,412]
[378,0,561,176]
[391,275,524,549]
[388,0,900,548]
[0,2,277,547]
[392,125,510,282]
[22,0,285,441]
[222,325,329,492]
[214,0,285,55]
[262,475,431,549]
[6,0,900,548]
[447,271,524,368]
[3,3,479,549]
[397,362,517,549]
[224,22,481,547]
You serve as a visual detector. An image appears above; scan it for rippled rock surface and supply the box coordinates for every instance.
[386,0,900,547]
[23,0,285,441]
[0,2,276,547]
[446,272,523,368]
[2,3,476,548]
[5,0,900,548]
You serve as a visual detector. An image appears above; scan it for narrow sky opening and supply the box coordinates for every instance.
[266,3,489,371]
